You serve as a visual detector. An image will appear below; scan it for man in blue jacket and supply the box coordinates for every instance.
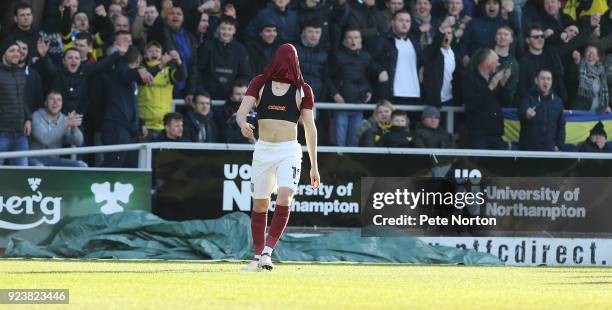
[519,69,566,151]
[459,0,519,66]
[246,0,300,44]
[102,44,155,168]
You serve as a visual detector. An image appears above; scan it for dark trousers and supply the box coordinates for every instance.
[392,97,422,105]
[469,135,507,150]
[101,124,138,168]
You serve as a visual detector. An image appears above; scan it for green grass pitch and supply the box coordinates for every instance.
[1,259,611,309]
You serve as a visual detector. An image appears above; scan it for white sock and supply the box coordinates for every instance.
[262,246,273,256]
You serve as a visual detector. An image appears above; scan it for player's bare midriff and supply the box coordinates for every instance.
[258,119,298,142]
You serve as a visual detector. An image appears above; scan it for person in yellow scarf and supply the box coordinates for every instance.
[563,0,608,20]
[358,100,394,146]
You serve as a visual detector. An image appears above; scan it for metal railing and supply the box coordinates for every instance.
[2,142,612,170]
[172,99,464,133]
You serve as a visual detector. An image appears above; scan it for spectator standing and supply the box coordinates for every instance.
[246,0,300,44]
[569,45,610,113]
[4,3,39,60]
[102,45,153,168]
[411,0,440,49]
[331,27,385,146]
[463,48,511,149]
[197,16,252,100]
[347,0,388,53]
[247,22,280,75]
[518,69,565,151]
[422,16,462,107]
[375,10,419,104]
[163,4,199,100]
[296,0,349,51]
[460,0,519,66]
[0,39,30,166]
[138,41,187,140]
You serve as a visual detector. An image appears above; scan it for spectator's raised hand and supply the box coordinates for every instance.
[24,120,31,136]
[169,50,182,65]
[572,50,581,64]
[95,4,107,18]
[440,16,455,32]
[591,13,601,27]
[502,0,514,13]
[544,28,554,38]
[454,28,464,39]
[161,53,173,66]
[224,4,236,18]
[526,106,536,119]
[138,68,154,84]
[115,42,129,55]
[60,0,78,17]
[378,70,389,82]
[198,0,216,13]
[333,93,345,103]
[419,23,431,33]
[137,0,146,17]
[140,126,148,139]
[37,37,49,57]
[500,68,511,86]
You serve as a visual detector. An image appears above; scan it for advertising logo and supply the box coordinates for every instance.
[0,178,62,230]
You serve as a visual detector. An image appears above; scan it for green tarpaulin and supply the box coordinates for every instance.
[5,211,500,265]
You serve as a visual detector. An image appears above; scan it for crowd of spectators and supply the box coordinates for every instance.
[0,0,611,168]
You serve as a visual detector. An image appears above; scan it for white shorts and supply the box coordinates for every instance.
[251,140,303,199]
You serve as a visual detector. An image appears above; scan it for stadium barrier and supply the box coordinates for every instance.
[2,144,612,266]
[172,99,464,133]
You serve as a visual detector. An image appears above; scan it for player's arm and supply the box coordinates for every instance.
[237,95,256,139]
[238,75,265,138]
[300,84,320,189]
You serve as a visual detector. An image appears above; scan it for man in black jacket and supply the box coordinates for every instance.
[38,33,125,116]
[296,17,334,102]
[422,16,462,107]
[3,3,39,61]
[516,16,598,106]
[156,112,187,142]
[331,27,385,146]
[296,0,349,51]
[374,10,419,104]
[463,48,511,149]
[412,106,456,148]
[197,16,252,100]
[246,21,280,75]
[0,39,30,166]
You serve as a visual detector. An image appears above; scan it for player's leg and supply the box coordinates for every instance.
[242,197,270,271]
[260,146,302,270]
[243,148,277,271]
